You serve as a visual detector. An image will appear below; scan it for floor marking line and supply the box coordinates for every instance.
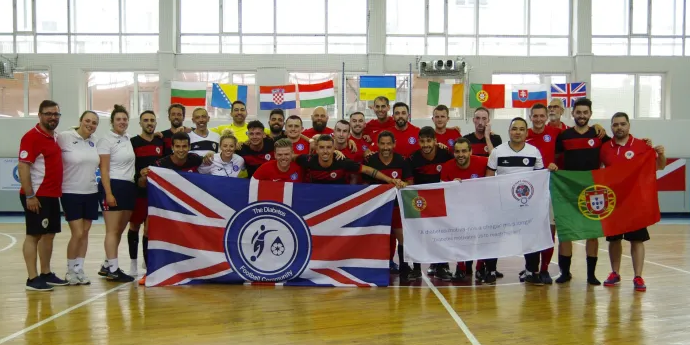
[421,274,481,345]
[573,242,690,275]
[0,233,17,252]
[0,283,132,344]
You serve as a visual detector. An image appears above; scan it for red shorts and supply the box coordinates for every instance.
[392,206,402,229]
[130,197,148,225]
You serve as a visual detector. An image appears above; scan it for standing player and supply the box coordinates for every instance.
[267,109,286,140]
[160,103,186,155]
[237,121,275,178]
[387,102,420,158]
[252,138,305,182]
[333,120,364,163]
[302,107,334,137]
[554,97,611,285]
[432,105,462,148]
[440,138,489,282]
[363,96,396,142]
[348,112,370,153]
[199,131,248,178]
[547,99,568,130]
[143,132,205,174]
[18,100,68,291]
[127,111,165,276]
[189,108,220,156]
[58,110,101,285]
[487,117,550,285]
[463,107,502,157]
[285,115,311,156]
[210,101,269,142]
[600,112,666,292]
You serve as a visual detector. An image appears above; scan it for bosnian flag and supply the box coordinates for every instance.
[511,84,549,108]
[145,167,395,287]
[259,84,297,110]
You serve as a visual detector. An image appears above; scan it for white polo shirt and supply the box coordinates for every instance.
[97,130,135,182]
[189,130,220,156]
[198,153,247,178]
[58,129,100,194]
[487,142,544,175]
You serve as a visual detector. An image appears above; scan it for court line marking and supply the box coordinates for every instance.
[421,274,482,345]
[0,283,133,344]
[0,233,17,252]
[573,242,690,275]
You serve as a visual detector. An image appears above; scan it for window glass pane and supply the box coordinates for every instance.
[478,37,527,56]
[530,0,569,35]
[16,0,32,31]
[427,37,445,55]
[592,0,629,35]
[0,35,13,53]
[137,73,160,115]
[180,0,219,33]
[36,0,68,33]
[0,0,13,33]
[630,37,648,55]
[491,74,539,119]
[0,74,24,117]
[479,0,527,35]
[386,36,424,55]
[243,0,274,34]
[16,35,34,53]
[638,75,662,119]
[223,0,239,32]
[277,0,325,34]
[651,0,684,35]
[123,0,158,33]
[329,0,366,34]
[447,1,474,35]
[592,37,628,55]
[180,35,219,53]
[72,36,120,53]
[651,38,683,56]
[37,35,68,53]
[328,36,366,54]
[687,2,690,35]
[287,73,338,118]
[87,72,135,118]
[448,37,476,55]
[71,0,119,33]
[122,35,159,53]
[529,38,568,56]
[221,36,240,53]
[590,74,634,119]
[386,0,425,34]
[27,73,50,117]
[428,0,444,33]
[276,36,325,54]
[547,75,568,84]
[631,0,648,34]
[242,36,274,54]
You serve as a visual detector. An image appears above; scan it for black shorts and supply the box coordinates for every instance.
[61,193,99,221]
[20,195,61,235]
[98,179,136,212]
[606,228,650,242]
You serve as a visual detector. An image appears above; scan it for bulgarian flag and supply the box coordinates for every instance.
[427,81,464,107]
[550,150,661,242]
[298,80,336,108]
[171,82,207,107]
[469,84,505,109]
[400,189,448,218]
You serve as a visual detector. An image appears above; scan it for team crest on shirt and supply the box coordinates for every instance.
[233,165,240,172]
[89,141,95,147]
[408,137,417,144]
[448,139,455,146]
[512,180,534,206]
[290,172,298,181]
[436,165,442,172]
[625,151,635,159]
[20,150,28,159]
[470,174,479,178]
[212,143,218,150]
[156,147,161,154]
[296,144,305,151]
[483,146,489,152]
[522,158,530,165]
[264,154,271,160]
[41,218,49,228]
[579,185,616,220]
[392,171,399,178]
[330,172,337,179]
[362,145,368,151]
[587,139,595,147]
[543,135,552,142]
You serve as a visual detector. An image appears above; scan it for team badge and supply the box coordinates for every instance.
[213,143,218,150]
[19,150,28,159]
[476,90,489,103]
[411,196,427,212]
[233,165,240,172]
[543,135,552,142]
[512,180,534,205]
[290,172,298,181]
[330,172,337,179]
[41,218,49,228]
[408,137,417,144]
[517,90,529,102]
[483,146,489,152]
[362,145,368,151]
[264,154,271,160]
[588,139,595,147]
[89,141,95,147]
[523,158,530,165]
[436,165,442,172]
[448,139,455,146]
[470,174,479,179]
[391,171,399,178]
[224,202,311,282]
[272,89,285,105]
[296,143,305,151]
[156,147,161,154]
[625,151,634,159]
[579,185,616,220]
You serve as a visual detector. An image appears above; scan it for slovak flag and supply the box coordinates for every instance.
[259,84,297,110]
[511,84,549,108]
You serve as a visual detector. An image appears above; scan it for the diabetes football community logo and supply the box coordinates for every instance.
[578,185,616,220]
[512,180,534,205]
[224,202,311,282]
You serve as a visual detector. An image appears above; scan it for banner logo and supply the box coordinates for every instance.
[579,185,616,220]
[512,180,534,205]
[411,196,427,212]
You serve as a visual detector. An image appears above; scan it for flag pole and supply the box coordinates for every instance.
[408,63,413,123]
[341,62,346,120]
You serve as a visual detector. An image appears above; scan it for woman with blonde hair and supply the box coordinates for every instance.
[199,129,247,178]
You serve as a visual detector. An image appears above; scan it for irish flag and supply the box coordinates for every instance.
[400,189,448,219]
[171,82,207,107]
[550,150,660,242]
[298,80,335,108]
[427,82,464,107]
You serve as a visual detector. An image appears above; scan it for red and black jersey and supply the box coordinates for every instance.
[160,129,176,156]
[363,153,412,184]
[131,135,165,197]
[295,154,362,184]
[555,127,611,171]
[463,132,502,157]
[237,138,275,178]
[155,153,203,173]
[407,149,454,185]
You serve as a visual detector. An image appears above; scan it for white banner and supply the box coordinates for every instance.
[0,158,20,191]
[396,170,553,263]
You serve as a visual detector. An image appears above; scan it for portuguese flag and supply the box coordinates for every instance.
[400,189,447,219]
[171,81,207,107]
[550,150,660,242]
[469,84,505,109]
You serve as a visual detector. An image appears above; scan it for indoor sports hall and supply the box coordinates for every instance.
[1,1,689,344]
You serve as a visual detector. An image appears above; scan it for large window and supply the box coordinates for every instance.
[386,0,570,56]
[86,72,160,118]
[179,0,367,54]
[0,0,159,53]
[590,74,663,119]
[344,74,412,118]
[491,74,567,119]
[174,72,256,119]
[288,73,339,119]
[0,72,50,118]
[592,0,689,56]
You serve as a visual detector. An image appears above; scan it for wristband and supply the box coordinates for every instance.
[26,193,36,199]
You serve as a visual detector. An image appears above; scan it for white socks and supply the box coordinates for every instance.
[108,258,119,273]
[68,259,76,272]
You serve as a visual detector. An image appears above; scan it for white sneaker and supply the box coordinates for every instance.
[65,271,81,286]
[76,269,91,285]
[130,260,139,277]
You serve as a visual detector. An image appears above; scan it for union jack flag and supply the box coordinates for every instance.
[145,167,396,287]
[550,82,587,108]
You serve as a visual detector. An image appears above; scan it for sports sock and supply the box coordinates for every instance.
[389,235,397,261]
[67,259,76,272]
[558,254,572,275]
[143,236,149,269]
[586,256,598,278]
[397,244,404,267]
[108,258,119,273]
[413,263,421,271]
[75,258,84,272]
[541,247,554,272]
[127,230,139,260]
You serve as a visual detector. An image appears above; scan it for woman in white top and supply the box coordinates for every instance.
[58,111,101,285]
[96,105,136,282]
[199,130,248,178]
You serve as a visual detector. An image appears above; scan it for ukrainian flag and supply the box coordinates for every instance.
[211,83,248,109]
[359,76,396,101]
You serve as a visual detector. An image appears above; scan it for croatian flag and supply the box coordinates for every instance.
[145,167,395,287]
[551,82,587,108]
[259,84,297,110]
[511,84,549,108]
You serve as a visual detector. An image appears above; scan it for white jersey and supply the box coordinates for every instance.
[58,129,100,194]
[97,130,135,182]
[487,142,544,175]
[198,153,247,178]
[189,130,220,156]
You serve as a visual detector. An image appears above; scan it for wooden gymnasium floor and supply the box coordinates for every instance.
[1,220,690,345]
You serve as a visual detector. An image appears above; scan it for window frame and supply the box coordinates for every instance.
[0,70,51,119]
[590,72,666,119]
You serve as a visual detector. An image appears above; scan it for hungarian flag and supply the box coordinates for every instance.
[550,150,660,242]
[171,82,207,107]
[298,80,335,108]
[400,189,447,218]
[469,84,505,109]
